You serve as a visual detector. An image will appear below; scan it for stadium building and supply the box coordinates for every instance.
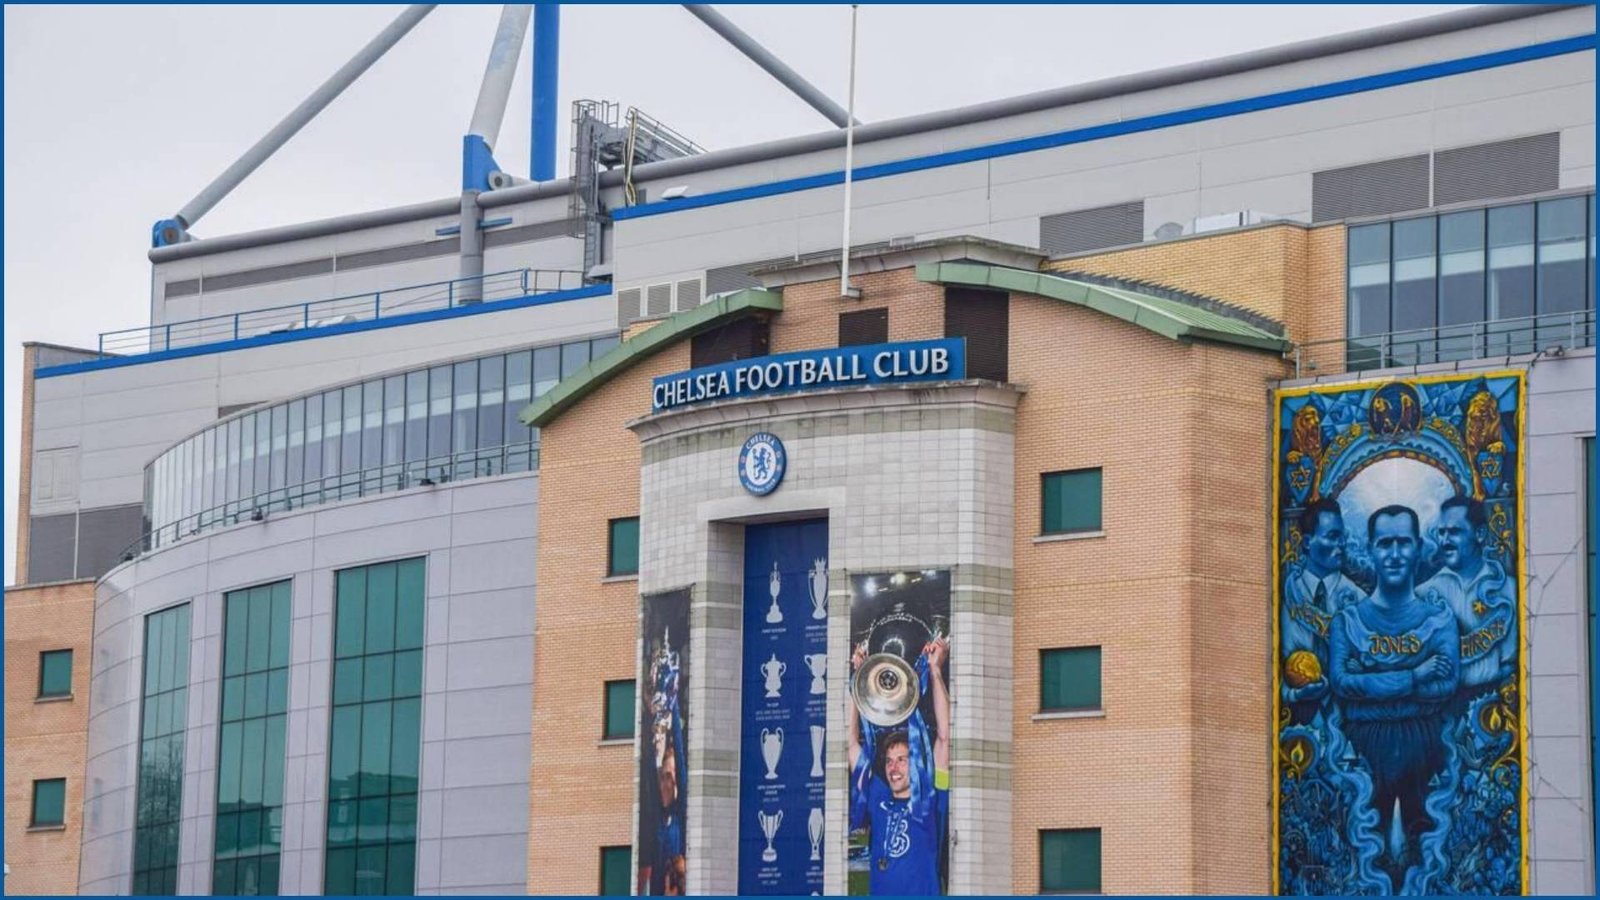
[4,4,1596,895]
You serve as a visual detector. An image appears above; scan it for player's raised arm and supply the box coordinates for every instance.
[927,637,950,773]
[848,642,867,773]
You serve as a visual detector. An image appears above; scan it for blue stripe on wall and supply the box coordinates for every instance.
[35,284,612,379]
[613,33,1596,222]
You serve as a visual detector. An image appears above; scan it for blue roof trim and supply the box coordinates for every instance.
[613,33,1596,221]
[35,284,611,379]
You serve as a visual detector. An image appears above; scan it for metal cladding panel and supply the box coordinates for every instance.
[27,512,77,583]
[706,262,762,296]
[676,278,704,311]
[1311,153,1431,222]
[333,237,458,271]
[1433,132,1561,206]
[75,503,145,579]
[646,283,673,317]
[1039,200,1145,255]
[202,256,335,292]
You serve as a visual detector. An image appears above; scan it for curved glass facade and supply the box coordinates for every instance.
[142,333,620,551]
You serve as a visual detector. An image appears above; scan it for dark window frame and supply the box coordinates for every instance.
[1040,468,1104,537]
[838,307,889,347]
[602,679,637,741]
[1039,646,1103,714]
[1039,827,1103,894]
[38,648,73,698]
[608,517,641,578]
[599,845,633,896]
[30,778,66,828]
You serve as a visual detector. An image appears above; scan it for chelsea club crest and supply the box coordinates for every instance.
[738,432,787,496]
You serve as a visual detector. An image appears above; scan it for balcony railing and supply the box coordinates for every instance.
[124,441,541,562]
[1292,309,1595,378]
[100,267,586,356]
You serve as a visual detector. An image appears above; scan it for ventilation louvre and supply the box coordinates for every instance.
[1312,154,1430,222]
[674,278,703,312]
[1040,201,1145,255]
[1434,133,1559,206]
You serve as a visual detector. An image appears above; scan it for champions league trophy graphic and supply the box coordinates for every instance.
[767,561,784,624]
[758,809,783,863]
[761,653,786,698]
[760,727,784,780]
[808,807,824,862]
[809,558,829,620]
[804,653,827,695]
[809,725,825,778]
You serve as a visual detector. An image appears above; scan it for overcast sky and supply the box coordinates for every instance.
[2,3,1467,582]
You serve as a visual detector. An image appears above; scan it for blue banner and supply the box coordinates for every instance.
[653,338,966,412]
[739,520,830,895]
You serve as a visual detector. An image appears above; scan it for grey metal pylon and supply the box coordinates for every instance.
[682,5,858,128]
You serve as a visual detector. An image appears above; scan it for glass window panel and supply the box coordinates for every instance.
[287,399,305,490]
[1040,647,1102,711]
[324,847,357,895]
[213,860,237,896]
[263,715,286,808]
[236,857,261,896]
[608,517,640,577]
[393,649,423,698]
[247,587,271,671]
[254,410,271,497]
[267,669,289,716]
[269,581,291,669]
[31,778,65,826]
[600,846,632,896]
[1040,829,1101,894]
[365,563,398,654]
[363,654,395,703]
[239,413,257,502]
[1041,469,1103,535]
[328,799,359,848]
[390,697,422,785]
[1347,222,1391,339]
[270,404,288,492]
[388,793,418,843]
[218,722,244,806]
[222,676,245,723]
[215,811,240,856]
[505,351,534,453]
[260,856,281,896]
[355,845,388,896]
[237,808,263,857]
[453,360,479,455]
[323,390,343,480]
[133,604,190,896]
[1538,196,1589,316]
[334,658,365,707]
[1438,209,1487,359]
[240,718,266,804]
[1390,218,1437,363]
[396,559,426,650]
[328,707,362,801]
[531,346,559,397]
[304,393,323,484]
[405,370,428,466]
[560,340,590,378]
[38,649,73,697]
[427,366,452,461]
[359,703,393,796]
[335,568,368,658]
[201,428,215,525]
[363,380,384,471]
[386,841,416,896]
[358,796,389,844]
[591,334,621,358]
[477,355,506,451]
[603,679,636,740]
[383,375,406,467]
[1488,203,1536,333]
[342,385,363,476]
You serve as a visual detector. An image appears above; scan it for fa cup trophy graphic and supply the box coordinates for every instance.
[809,557,828,620]
[767,561,784,624]
[760,727,784,780]
[761,653,786,698]
[804,653,827,695]
[808,807,824,862]
[758,809,783,863]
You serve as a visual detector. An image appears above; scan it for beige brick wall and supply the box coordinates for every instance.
[4,579,95,895]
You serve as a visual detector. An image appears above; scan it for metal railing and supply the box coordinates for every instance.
[100,268,586,356]
[124,441,540,561]
[1292,309,1595,378]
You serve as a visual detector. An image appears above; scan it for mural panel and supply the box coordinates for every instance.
[847,570,951,896]
[638,588,690,896]
[1272,373,1526,895]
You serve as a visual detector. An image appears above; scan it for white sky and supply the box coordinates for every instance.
[2,3,1467,583]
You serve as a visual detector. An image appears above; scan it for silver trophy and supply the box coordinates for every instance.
[766,561,784,624]
[807,807,824,862]
[809,725,824,779]
[761,653,786,699]
[804,653,827,695]
[758,809,783,863]
[808,558,828,620]
[760,726,784,780]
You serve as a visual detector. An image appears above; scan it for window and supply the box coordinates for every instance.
[599,846,632,896]
[325,559,425,897]
[31,778,65,827]
[214,581,291,896]
[608,517,640,578]
[132,603,192,896]
[603,679,636,740]
[691,318,770,368]
[944,287,1009,382]
[1040,647,1102,713]
[38,649,73,698]
[1040,828,1101,894]
[1041,469,1102,536]
[838,308,888,347]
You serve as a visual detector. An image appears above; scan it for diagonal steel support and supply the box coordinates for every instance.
[682,5,858,128]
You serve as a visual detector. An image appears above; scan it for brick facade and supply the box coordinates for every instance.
[4,579,95,895]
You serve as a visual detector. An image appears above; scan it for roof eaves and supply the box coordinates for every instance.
[519,288,784,428]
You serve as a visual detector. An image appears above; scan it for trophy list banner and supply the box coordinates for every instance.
[738,520,830,895]
[637,589,690,896]
[848,570,951,896]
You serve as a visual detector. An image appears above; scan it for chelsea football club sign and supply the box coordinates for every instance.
[652,338,965,413]
[739,432,787,496]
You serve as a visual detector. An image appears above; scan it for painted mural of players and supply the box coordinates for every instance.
[1280,497,1363,724]
[638,592,689,896]
[1328,505,1459,880]
[1419,495,1516,706]
[846,571,951,896]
